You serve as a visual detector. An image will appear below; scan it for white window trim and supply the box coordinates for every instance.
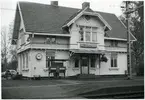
[79,26,98,43]
[111,54,118,68]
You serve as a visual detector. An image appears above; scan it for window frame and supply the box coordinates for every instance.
[26,52,28,68]
[79,26,98,42]
[45,37,56,44]
[74,59,79,68]
[23,53,25,69]
[47,56,55,68]
[111,53,118,67]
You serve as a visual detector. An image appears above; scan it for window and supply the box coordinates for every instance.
[20,54,22,69]
[111,53,117,67]
[75,59,79,68]
[91,57,96,68]
[22,54,25,69]
[85,27,91,41]
[92,27,97,42]
[79,26,84,41]
[79,26,98,42]
[46,38,51,44]
[46,37,56,44]
[47,56,55,67]
[111,40,118,47]
[51,38,56,43]
[26,53,28,68]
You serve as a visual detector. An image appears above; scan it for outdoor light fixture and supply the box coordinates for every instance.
[100,54,108,62]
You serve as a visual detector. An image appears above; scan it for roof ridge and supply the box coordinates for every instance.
[18,1,117,15]
[18,1,80,10]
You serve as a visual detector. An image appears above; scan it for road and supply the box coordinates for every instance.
[2,78,144,99]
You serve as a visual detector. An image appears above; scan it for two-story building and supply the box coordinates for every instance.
[12,1,136,78]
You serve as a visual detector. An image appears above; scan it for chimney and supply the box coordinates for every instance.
[51,1,58,6]
[82,2,90,9]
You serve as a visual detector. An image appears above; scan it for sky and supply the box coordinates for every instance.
[0,0,123,28]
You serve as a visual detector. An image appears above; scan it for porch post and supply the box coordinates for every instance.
[88,55,90,74]
[80,55,82,74]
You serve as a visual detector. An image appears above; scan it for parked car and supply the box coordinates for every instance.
[2,70,17,78]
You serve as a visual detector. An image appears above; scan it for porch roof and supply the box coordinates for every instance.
[70,49,105,54]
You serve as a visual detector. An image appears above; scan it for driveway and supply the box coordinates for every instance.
[2,77,144,99]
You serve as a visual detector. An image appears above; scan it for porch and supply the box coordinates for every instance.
[69,49,105,75]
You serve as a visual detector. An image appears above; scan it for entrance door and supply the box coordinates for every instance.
[81,56,88,74]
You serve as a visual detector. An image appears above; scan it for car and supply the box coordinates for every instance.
[9,70,17,75]
[2,70,17,78]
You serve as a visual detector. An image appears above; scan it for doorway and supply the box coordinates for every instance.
[81,56,89,74]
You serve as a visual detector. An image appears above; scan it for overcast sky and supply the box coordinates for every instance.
[0,0,123,28]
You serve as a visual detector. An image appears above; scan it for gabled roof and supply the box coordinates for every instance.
[63,7,112,31]
[12,1,136,41]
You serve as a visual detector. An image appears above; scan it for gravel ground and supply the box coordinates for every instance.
[2,77,144,99]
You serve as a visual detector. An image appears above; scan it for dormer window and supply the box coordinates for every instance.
[79,25,98,42]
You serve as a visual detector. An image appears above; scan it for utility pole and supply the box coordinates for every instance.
[122,1,143,79]
[126,1,132,79]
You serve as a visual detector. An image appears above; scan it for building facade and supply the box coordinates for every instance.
[12,1,136,78]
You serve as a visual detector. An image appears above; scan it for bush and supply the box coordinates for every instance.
[136,62,144,76]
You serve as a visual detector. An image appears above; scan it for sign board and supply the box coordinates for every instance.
[80,43,97,48]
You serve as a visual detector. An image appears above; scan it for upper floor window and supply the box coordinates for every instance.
[79,26,84,41]
[85,26,91,41]
[111,40,118,47]
[92,27,97,42]
[79,26,98,42]
[45,37,56,44]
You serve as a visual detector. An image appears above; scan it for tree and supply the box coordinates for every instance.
[1,26,9,71]
[1,21,17,71]
[120,1,144,75]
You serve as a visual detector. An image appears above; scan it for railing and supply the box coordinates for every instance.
[105,46,127,52]
[25,42,69,50]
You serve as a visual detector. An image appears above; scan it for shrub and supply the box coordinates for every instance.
[136,62,144,76]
